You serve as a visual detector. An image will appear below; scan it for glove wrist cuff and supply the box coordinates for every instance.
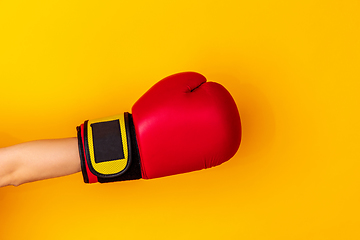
[77,113,142,184]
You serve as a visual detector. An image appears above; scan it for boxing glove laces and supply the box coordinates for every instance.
[76,72,241,183]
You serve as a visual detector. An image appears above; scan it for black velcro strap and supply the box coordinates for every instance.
[76,113,142,183]
[97,113,142,183]
[91,119,125,163]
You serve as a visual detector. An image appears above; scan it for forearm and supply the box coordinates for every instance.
[0,138,81,187]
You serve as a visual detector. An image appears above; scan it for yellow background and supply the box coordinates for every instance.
[0,0,359,239]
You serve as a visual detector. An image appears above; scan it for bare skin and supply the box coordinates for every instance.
[0,138,81,187]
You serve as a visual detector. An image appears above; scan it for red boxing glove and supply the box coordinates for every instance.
[77,72,241,183]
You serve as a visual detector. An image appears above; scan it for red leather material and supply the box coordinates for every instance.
[132,72,241,179]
